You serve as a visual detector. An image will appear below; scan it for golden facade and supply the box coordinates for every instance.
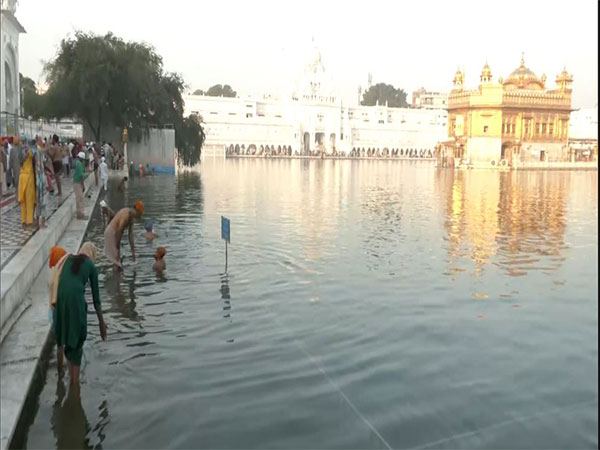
[439,55,574,168]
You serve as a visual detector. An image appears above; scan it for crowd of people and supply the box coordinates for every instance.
[0,135,122,229]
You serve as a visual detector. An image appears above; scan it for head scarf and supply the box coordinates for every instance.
[155,247,167,260]
[49,246,67,268]
[145,219,153,232]
[79,242,98,263]
[78,151,86,159]
[134,200,144,213]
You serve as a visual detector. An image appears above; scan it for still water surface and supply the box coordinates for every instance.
[25,160,597,449]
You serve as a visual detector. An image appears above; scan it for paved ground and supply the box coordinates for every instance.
[0,174,96,269]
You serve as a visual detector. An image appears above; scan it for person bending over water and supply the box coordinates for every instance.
[51,243,106,385]
[153,247,166,272]
[143,220,158,240]
[104,200,144,269]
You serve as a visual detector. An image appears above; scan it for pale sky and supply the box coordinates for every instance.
[16,0,599,109]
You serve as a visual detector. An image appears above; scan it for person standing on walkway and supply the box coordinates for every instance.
[99,156,109,191]
[48,135,63,196]
[62,143,70,176]
[32,139,48,228]
[73,151,86,220]
[9,137,20,193]
[92,144,100,186]
[52,242,106,385]
[0,142,5,196]
[18,141,36,227]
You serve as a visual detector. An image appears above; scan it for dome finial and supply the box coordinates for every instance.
[521,52,525,67]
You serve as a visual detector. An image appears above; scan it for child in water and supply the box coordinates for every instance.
[143,220,158,240]
[153,247,166,272]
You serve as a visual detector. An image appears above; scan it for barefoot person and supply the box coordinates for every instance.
[73,152,87,220]
[52,243,106,385]
[104,200,144,269]
[48,245,67,374]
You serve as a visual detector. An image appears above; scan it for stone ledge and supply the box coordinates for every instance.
[0,180,102,450]
[0,177,94,342]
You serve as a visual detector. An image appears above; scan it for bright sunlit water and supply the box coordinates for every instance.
[23,159,598,449]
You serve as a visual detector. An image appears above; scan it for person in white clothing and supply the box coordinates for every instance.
[99,157,109,191]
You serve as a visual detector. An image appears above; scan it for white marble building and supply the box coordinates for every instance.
[185,43,447,157]
[1,0,25,117]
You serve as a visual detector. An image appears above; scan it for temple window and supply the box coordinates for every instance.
[511,124,515,134]
[483,125,488,133]
[542,123,547,134]
[549,123,554,136]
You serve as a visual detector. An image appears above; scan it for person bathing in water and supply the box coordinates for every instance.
[117,176,128,192]
[103,200,144,269]
[153,247,166,272]
[100,200,116,230]
[143,220,158,240]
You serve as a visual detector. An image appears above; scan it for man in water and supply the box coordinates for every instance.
[143,220,158,240]
[153,247,166,272]
[100,200,116,229]
[104,200,144,269]
[117,176,128,192]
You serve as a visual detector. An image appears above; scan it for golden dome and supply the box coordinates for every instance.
[503,54,544,90]
[481,62,492,77]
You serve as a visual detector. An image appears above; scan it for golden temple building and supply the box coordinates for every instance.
[439,55,574,169]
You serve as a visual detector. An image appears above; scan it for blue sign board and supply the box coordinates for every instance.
[221,216,230,243]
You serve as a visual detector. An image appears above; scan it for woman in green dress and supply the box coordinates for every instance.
[53,242,107,385]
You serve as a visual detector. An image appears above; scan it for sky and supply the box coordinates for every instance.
[16,0,599,109]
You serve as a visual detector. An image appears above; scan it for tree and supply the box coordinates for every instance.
[204,84,236,97]
[43,31,205,165]
[176,114,205,167]
[192,89,204,95]
[361,83,408,108]
[19,73,46,119]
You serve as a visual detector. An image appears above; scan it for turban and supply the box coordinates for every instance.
[155,247,167,260]
[49,246,67,268]
[134,200,144,213]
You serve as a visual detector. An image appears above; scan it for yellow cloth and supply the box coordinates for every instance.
[18,150,35,224]
[49,253,69,309]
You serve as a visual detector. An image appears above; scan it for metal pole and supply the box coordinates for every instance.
[225,241,228,272]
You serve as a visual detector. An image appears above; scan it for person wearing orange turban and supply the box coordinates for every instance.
[49,245,67,268]
[134,200,144,213]
[153,246,166,272]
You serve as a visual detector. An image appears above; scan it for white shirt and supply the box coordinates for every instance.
[99,161,109,178]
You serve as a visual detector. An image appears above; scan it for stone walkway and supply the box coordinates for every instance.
[0,174,95,269]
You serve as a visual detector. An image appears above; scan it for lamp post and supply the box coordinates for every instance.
[122,127,128,170]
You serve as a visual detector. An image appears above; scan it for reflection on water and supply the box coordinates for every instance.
[23,161,597,449]
[437,170,575,278]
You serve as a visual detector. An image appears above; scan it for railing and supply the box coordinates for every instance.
[0,111,83,139]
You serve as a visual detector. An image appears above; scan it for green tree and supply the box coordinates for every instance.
[43,31,204,165]
[192,89,204,95]
[361,83,408,108]
[19,73,46,119]
[204,84,236,97]
[176,114,206,167]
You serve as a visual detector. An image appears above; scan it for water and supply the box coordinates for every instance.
[23,160,597,449]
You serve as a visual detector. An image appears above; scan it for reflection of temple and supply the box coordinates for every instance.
[185,41,447,157]
[438,169,570,276]
[439,55,574,169]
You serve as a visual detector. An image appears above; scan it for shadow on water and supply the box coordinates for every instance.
[50,382,92,450]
